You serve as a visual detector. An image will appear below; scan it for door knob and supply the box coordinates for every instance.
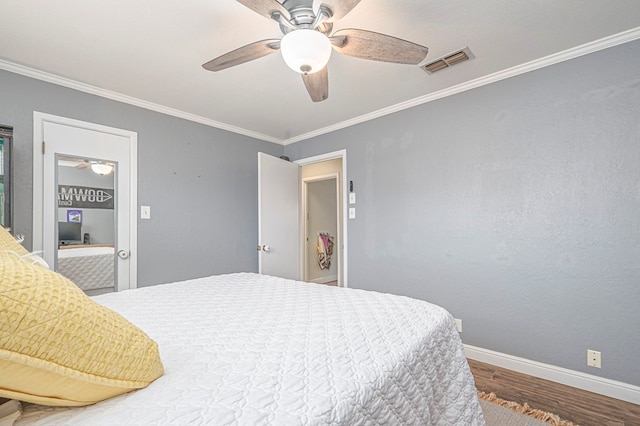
[256,245,271,252]
[117,249,130,259]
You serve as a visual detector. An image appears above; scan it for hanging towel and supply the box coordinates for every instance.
[317,235,328,270]
[317,233,334,270]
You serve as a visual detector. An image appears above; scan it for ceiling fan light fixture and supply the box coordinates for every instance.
[280,29,332,74]
[90,162,114,176]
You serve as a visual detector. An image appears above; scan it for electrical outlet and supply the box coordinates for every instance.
[454,318,462,333]
[587,349,601,368]
[141,205,151,219]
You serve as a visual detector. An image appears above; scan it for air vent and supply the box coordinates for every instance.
[421,47,474,74]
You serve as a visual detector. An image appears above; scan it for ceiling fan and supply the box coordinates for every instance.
[202,0,429,102]
[58,157,115,175]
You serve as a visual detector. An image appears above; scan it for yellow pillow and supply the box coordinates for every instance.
[0,251,163,406]
[0,227,28,256]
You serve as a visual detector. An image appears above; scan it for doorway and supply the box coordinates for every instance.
[257,150,347,286]
[303,175,339,285]
[33,112,138,292]
[296,150,346,287]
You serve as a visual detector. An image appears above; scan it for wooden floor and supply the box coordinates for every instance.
[468,359,640,426]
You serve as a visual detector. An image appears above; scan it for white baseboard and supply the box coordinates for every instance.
[309,275,337,284]
[464,345,640,405]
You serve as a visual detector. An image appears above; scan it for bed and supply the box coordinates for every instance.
[56,246,114,292]
[15,273,484,425]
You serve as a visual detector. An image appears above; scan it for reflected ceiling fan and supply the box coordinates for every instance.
[58,157,114,175]
[58,156,91,169]
[203,0,429,102]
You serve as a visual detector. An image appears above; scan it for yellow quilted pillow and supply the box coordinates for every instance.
[0,227,28,256]
[0,251,163,406]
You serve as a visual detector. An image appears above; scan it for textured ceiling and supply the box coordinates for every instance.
[1,0,639,144]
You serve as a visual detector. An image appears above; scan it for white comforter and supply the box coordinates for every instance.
[17,273,484,425]
[57,247,114,291]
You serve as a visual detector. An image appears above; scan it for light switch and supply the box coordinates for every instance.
[141,206,151,219]
[349,192,356,204]
[349,207,356,219]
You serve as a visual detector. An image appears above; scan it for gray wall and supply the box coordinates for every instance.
[0,68,282,285]
[285,40,640,386]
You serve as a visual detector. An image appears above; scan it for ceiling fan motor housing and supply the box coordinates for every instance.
[279,0,332,35]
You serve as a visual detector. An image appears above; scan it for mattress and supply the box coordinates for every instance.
[57,247,114,291]
[16,273,484,425]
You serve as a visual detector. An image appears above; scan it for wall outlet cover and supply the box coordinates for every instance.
[141,206,151,219]
[587,349,601,368]
[455,318,462,333]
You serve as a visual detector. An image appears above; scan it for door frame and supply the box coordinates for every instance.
[302,173,340,285]
[295,149,348,287]
[32,112,138,289]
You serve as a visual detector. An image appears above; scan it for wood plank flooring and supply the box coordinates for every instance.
[468,359,640,426]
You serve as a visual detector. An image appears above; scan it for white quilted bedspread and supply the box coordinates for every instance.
[17,273,484,425]
[57,247,114,291]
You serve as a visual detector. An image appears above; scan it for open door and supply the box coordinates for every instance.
[258,153,300,280]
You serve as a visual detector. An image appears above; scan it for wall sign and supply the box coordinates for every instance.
[58,185,114,209]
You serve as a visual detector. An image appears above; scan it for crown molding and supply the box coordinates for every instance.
[281,26,640,145]
[2,27,639,146]
[0,59,282,144]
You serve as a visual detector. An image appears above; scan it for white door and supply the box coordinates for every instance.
[258,153,300,280]
[35,115,136,292]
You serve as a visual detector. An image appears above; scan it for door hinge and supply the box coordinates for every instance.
[42,141,45,155]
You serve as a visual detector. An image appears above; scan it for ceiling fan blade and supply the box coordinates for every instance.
[236,0,290,21]
[331,28,428,65]
[314,0,361,22]
[58,156,90,168]
[302,66,329,102]
[202,39,281,72]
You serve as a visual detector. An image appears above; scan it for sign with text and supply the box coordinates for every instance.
[58,185,114,209]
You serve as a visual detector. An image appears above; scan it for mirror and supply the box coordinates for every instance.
[56,155,117,295]
[0,126,13,230]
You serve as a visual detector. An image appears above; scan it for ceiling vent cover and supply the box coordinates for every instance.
[421,47,474,74]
